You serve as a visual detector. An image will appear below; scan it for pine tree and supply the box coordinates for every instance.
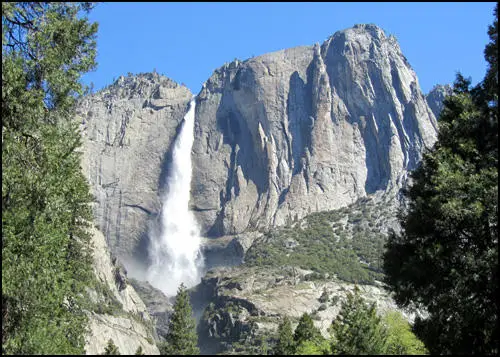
[292,312,330,355]
[103,339,120,355]
[160,283,199,355]
[293,312,319,345]
[382,5,498,354]
[330,286,388,354]
[275,315,295,355]
[2,2,98,354]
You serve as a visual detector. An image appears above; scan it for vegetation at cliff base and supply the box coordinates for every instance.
[383,311,428,355]
[293,312,330,354]
[244,195,392,284]
[329,285,388,354]
[2,2,98,354]
[103,339,120,355]
[271,290,426,355]
[383,4,498,354]
[159,283,200,355]
[275,315,295,355]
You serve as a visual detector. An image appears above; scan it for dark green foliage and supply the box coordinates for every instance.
[161,283,199,355]
[382,5,498,354]
[275,315,295,355]
[483,4,498,113]
[293,313,322,345]
[2,2,98,354]
[330,286,388,354]
[244,196,391,285]
[103,339,120,355]
[292,313,330,355]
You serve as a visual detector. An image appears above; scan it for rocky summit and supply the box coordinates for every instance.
[192,23,438,239]
[76,24,451,354]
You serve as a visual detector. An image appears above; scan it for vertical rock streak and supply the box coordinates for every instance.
[147,98,204,296]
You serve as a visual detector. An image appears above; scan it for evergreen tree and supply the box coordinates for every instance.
[2,2,98,354]
[161,283,199,355]
[103,339,120,355]
[293,312,322,346]
[382,5,498,354]
[275,315,295,355]
[330,286,387,355]
[292,312,330,356]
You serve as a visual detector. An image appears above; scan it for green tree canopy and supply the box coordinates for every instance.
[382,4,498,354]
[383,311,428,355]
[293,312,322,345]
[294,339,331,355]
[2,2,98,354]
[103,339,120,355]
[330,286,388,355]
[160,283,199,355]
[291,312,330,356]
[275,315,295,355]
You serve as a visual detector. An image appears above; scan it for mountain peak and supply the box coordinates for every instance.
[325,23,389,44]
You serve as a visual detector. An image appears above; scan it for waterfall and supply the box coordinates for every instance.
[146,97,204,296]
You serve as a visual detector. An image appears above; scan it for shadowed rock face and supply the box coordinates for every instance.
[78,24,442,262]
[191,24,438,237]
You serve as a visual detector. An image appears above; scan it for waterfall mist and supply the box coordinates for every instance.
[146,97,204,296]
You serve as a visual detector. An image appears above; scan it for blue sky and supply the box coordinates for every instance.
[81,2,496,95]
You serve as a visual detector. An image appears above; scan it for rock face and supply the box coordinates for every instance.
[425,84,453,119]
[76,24,448,354]
[78,24,444,265]
[195,265,419,354]
[77,73,192,261]
[85,227,160,355]
[191,24,438,237]
[128,278,173,341]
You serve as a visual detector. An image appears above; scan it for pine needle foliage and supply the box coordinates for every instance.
[383,4,498,354]
[330,286,388,355]
[275,315,295,355]
[160,283,199,355]
[2,2,98,354]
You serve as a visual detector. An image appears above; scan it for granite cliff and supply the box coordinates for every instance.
[84,227,160,355]
[77,24,443,265]
[192,24,438,238]
[77,73,192,262]
[76,23,452,354]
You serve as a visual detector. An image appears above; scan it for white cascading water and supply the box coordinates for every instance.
[146,97,204,296]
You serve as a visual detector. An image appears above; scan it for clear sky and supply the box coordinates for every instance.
[81,2,496,95]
